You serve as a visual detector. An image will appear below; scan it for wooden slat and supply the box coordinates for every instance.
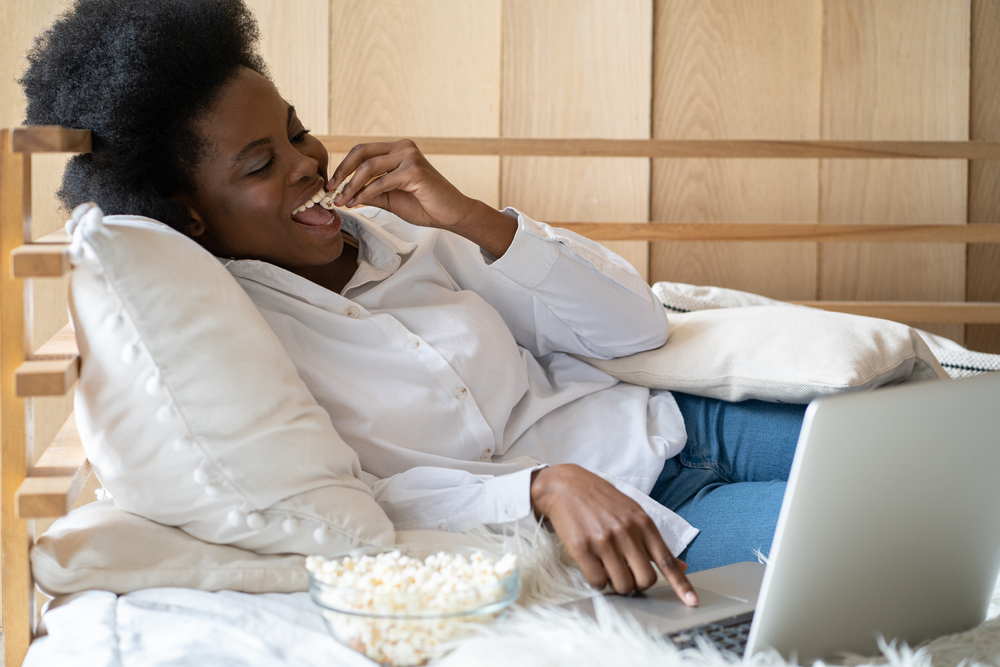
[10,243,69,278]
[15,477,84,519]
[33,229,70,244]
[15,358,78,397]
[10,126,91,154]
[319,136,1000,159]
[30,413,86,478]
[557,223,1000,243]
[17,413,91,519]
[793,301,1000,324]
[33,323,77,360]
[1,128,33,665]
[969,0,1000,353]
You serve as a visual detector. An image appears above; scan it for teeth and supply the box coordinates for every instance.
[293,187,340,216]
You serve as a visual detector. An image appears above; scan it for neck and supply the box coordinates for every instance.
[292,235,359,293]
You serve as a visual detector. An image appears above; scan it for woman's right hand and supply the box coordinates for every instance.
[530,464,699,606]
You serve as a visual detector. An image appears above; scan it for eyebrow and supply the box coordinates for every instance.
[230,106,297,167]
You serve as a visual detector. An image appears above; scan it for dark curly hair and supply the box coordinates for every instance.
[19,0,269,231]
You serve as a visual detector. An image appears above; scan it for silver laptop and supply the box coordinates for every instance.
[564,371,1000,663]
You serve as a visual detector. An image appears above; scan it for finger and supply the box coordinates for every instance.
[615,528,660,592]
[330,140,415,193]
[336,152,409,206]
[646,533,698,607]
[592,531,636,595]
[346,168,415,209]
[567,543,609,591]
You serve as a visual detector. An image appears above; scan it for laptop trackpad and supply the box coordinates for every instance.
[563,585,754,636]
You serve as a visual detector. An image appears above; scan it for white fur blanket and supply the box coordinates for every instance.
[26,526,1000,667]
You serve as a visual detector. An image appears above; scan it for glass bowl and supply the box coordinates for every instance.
[307,544,519,666]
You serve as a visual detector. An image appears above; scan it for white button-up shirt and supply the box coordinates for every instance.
[227,208,698,555]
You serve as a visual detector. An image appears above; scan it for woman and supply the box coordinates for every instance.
[21,0,806,606]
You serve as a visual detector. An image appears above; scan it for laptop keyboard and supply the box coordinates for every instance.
[665,612,754,654]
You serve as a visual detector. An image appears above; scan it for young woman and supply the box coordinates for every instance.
[21,0,807,605]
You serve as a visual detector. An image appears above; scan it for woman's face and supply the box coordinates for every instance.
[181,67,343,268]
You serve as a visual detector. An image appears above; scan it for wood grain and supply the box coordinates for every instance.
[246,0,330,134]
[968,0,1000,353]
[553,223,1000,243]
[501,0,652,278]
[651,0,822,300]
[319,136,1000,158]
[10,244,69,278]
[329,0,501,206]
[15,359,78,398]
[11,127,91,154]
[0,128,33,666]
[819,0,971,343]
[792,301,1000,324]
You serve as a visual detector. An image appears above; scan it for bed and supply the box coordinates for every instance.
[2,124,1000,667]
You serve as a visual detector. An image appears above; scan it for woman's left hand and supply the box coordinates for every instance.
[329,140,476,230]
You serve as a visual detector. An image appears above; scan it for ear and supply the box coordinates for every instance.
[170,194,207,238]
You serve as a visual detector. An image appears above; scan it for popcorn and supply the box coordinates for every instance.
[293,180,346,216]
[308,548,518,666]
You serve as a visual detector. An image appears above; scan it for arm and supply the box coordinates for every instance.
[370,462,698,605]
[330,141,668,359]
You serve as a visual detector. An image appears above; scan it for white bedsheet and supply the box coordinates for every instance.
[25,575,1000,667]
[27,589,374,667]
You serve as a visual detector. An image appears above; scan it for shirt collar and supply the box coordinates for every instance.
[222,207,417,299]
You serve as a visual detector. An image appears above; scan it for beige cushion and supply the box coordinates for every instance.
[32,500,469,596]
[578,303,948,403]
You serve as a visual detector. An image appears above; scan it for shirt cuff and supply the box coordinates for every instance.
[603,476,700,557]
[488,208,653,303]
[479,464,543,525]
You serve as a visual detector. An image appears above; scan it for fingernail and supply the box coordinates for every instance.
[346,197,355,206]
[686,592,698,605]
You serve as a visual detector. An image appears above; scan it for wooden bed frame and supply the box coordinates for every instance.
[2,124,999,667]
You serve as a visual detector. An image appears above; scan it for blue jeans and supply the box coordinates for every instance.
[650,392,807,572]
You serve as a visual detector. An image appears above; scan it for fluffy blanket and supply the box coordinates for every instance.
[25,526,1000,667]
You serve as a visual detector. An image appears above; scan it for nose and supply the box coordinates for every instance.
[287,144,321,185]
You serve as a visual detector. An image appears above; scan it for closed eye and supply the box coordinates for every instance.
[248,157,274,176]
[291,128,311,143]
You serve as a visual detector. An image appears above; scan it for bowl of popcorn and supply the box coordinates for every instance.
[307,545,519,666]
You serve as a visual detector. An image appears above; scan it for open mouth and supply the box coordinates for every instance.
[291,185,338,227]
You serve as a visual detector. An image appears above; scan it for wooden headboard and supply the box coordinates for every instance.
[2,124,1000,667]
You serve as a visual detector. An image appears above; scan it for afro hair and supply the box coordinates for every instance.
[19,0,269,231]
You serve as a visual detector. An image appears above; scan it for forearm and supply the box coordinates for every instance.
[447,199,518,259]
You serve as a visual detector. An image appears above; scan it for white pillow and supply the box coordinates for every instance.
[67,204,394,554]
[31,501,469,596]
[579,291,949,403]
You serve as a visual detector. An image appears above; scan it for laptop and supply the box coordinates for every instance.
[563,371,1000,663]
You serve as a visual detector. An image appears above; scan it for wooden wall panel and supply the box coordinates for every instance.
[501,0,652,280]
[329,0,501,207]
[819,0,970,342]
[650,0,822,300]
[968,0,1000,353]
[247,0,330,134]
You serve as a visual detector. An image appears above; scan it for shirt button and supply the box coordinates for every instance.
[454,387,468,400]
[480,448,492,460]
[438,523,448,531]
[346,306,360,318]
[593,260,604,270]
[405,338,420,349]
[504,506,516,518]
